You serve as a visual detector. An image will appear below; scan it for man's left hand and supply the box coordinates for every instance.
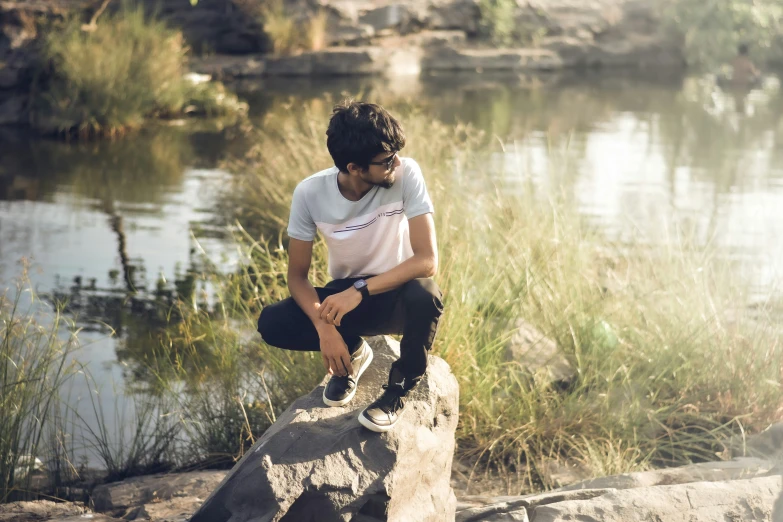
[318,288,362,326]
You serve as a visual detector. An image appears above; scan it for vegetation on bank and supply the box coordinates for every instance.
[2,106,782,499]
[0,278,78,502]
[663,0,783,68]
[218,106,783,484]
[35,4,246,138]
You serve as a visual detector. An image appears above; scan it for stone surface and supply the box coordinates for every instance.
[456,489,612,522]
[533,475,782,522]
[188,335,460,522]
[505,319,572,383]
[424,0,480,34]
[423,47,564,72]
[560,457,776,491]
[0,500,119,522]
[92,470,227,515]
[240,47,422,77]
[125,497,204,522]
[359,4,410,33]
[0,93,22,125]
[734,422,783,463]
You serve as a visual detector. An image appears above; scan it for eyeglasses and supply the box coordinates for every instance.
[368,152,397,172]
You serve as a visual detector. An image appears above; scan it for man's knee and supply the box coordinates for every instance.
[401,278,444,317]
[257,306,277,345]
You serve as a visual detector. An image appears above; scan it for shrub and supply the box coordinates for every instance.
[662,0,783,68]
[478,0,519,46]
[38,3,245,137]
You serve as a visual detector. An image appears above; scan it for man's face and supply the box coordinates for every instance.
[360,151,401,189]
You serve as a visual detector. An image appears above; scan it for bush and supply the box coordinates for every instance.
[478,0,518,46]
[38,3,245,137]
[662,0,783,68]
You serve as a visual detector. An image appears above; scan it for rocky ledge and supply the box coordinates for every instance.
[3,455,781,521]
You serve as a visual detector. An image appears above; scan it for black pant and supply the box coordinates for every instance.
[257,278,443,384]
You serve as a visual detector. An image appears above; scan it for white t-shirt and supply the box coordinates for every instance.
[287,157,434,280]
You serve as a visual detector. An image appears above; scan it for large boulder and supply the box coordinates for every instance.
[188,335,460,522]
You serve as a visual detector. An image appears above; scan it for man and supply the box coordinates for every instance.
[730,43,761,86]
[257,101,443,433]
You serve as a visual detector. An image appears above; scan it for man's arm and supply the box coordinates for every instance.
[318,213,438,327]
[287,238,353,376]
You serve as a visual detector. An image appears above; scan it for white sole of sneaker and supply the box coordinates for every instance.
[322,342,374,407]
[358,411,395,432]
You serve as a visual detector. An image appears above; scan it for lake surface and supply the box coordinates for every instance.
[1,71,781,461]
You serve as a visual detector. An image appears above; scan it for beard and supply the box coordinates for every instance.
[362,172,396,189]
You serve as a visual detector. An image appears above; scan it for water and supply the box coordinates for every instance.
[1,71,781,464]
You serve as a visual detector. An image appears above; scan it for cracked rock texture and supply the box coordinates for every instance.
[188,335,459,522]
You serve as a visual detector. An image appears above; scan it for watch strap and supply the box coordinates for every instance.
[356,280,370,300]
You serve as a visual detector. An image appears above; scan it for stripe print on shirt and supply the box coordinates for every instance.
[315,201,414,279]
[333,208,404,234]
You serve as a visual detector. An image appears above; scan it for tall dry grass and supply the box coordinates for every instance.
[212,103,783,488]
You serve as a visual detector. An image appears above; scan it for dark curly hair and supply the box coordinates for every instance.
[326,100,406,173]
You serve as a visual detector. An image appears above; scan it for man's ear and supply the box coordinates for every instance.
[346,162,365,177]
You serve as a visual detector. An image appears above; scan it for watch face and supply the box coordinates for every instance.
[355,280,367,289]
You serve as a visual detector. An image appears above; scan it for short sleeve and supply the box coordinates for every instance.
[402,158,434,219]
[287,182,317,241]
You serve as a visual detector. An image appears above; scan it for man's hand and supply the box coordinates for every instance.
[317,325,353,376]
[318,288,361,327]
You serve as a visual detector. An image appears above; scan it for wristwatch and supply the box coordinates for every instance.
[353,279,370,300]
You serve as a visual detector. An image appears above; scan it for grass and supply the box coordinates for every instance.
[0,274,78,502]
[37,3,246,138]
[1,102,781,497]
[211,103,782,490]
[251,0,329,55]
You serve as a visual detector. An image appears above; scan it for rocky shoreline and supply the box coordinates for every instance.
[0,0,686,128]
[3,446,781,521]
[3,337,781,522]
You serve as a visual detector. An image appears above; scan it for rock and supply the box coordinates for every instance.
[423,46,564,72]
[190,54,266,79]
[51,513,121,522]
[359,4,411,33]
[734,422,783,463]
[425,0,481,34]
[0,66,19,89]
[125,496,204,522]
[92,470,227,515]
[560,457,776,491]
[532,475,782,522]
[0,500,93,522]
[0,95,23,125]
[455,489,612,522]
[326,22,375,46]
[188,335,460,522]
[265,47,422,77]
[505,319,572,383]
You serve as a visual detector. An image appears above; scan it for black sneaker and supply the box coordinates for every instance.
[358,368,413,432]
[322,340,373,407]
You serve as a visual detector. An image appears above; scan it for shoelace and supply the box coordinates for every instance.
[332,374,355,387]
[377,384,405,414]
